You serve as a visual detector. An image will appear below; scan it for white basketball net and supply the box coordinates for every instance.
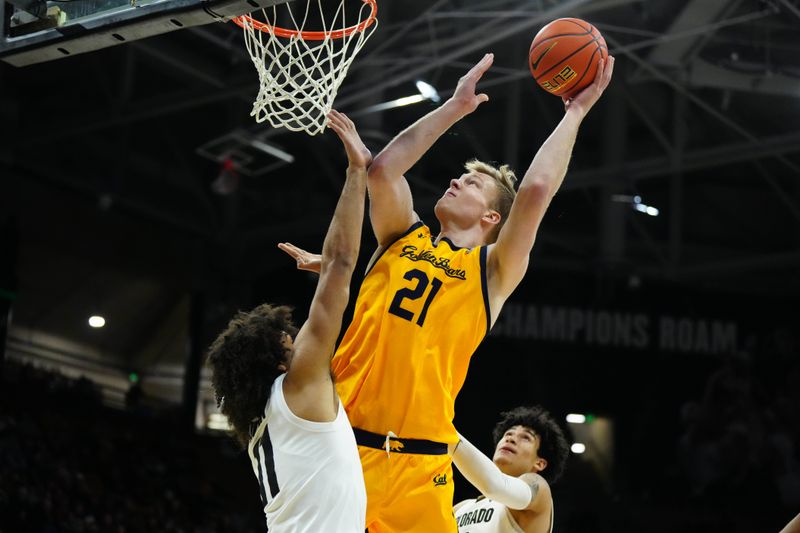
[236,0,378,136]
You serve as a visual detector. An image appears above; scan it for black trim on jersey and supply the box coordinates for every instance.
[365,220,425,276]
[480,246,491,335]
[255,452,269,506]
[432,235,466,251]
[254,436,269,505]
[353,427,448,455]
[259,426,280,499]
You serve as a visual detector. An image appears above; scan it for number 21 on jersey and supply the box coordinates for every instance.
[388,268,443,327]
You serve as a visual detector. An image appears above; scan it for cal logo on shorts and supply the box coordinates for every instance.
[332,221,491,444]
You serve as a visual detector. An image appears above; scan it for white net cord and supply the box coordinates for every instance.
[237,0,378,135]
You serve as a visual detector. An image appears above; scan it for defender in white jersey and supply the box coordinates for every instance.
[451,406,570,533]
[207,110,370,533]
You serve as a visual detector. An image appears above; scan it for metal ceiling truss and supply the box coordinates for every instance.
[11,0,799,285]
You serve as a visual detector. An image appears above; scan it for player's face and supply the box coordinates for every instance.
[435,171,499,227]
[492,425,543,477]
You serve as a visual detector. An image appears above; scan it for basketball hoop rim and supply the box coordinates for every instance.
[232,0,378,40]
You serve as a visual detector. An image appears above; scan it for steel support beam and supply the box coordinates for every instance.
[647,0,743,67]
[27,81,255,144]
[335,0,642,109]
[687,59,800,97]
[599,85,627,267]
[669,89,687,275]
[564,129,800,190]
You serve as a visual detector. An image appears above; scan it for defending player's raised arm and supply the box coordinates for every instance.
[450,433,549,512]
[487,57,615,311]
[286,111,368,388]
[781,513,800,533]
[368,53,494,246]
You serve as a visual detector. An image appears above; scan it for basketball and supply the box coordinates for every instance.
[528,18,607,98]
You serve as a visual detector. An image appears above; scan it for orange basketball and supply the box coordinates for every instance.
[529,18,607,98]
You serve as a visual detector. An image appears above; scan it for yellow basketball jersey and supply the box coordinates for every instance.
[332,221,490,444]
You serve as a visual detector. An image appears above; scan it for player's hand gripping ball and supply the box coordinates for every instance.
[529,18,607,98]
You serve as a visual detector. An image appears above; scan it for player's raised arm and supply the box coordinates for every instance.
[487,56,614,315]
[450,433,549,512]
[284,111,369,408]
[367,53,494,246]
[781,513,800,533]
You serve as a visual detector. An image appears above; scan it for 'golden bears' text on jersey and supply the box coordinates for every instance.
[331,221,490,444]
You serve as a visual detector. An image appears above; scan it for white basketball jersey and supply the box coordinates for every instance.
[455,497,554,533]
[247,374,366,533]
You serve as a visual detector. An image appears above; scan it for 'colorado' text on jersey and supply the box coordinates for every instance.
[455,497,554,533]
[332,221,490,444]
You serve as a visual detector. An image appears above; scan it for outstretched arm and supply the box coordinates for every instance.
[781,514,800,533]
[368,53,494,246]
[450,433,549,512]
[487,57,615,318]
[285,111,369,406]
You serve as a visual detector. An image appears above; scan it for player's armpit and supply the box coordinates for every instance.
[517,473,551,513]
[486,178,551,301]
[283,264,351,420]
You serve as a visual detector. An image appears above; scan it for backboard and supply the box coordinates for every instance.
[0,0,292,66]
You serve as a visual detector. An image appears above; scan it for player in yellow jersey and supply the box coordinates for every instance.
[279,53,615,532]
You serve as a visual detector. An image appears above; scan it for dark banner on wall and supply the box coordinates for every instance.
[456,271,798,463]
[492,303,739,355]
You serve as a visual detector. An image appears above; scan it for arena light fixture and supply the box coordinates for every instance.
[249,139,295,163]
[611,194,660,217]
[571,442,586,454]
[632,195,659,216]
[633,197,660,217]
[355,80,442,115]
[88,315,106,328]
[415,80,441,103]
[566,413,586,424]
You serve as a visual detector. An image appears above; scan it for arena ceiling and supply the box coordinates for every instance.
[2,0,799,372]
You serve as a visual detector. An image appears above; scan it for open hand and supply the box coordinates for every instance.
[451,53,494,114]
[562,55,615,117]
[278,242,322,273]
[328,110,372,168]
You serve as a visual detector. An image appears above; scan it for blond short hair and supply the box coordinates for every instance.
[464,159,518,242]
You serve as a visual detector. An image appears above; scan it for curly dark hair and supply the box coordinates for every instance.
[206,303,298,447]
[492,405,570,484]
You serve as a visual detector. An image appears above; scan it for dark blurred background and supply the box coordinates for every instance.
[2,0,800,531]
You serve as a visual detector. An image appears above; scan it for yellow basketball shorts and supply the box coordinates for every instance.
[358,445,457,533]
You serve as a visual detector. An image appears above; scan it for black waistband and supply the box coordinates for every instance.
[353,428,448,455]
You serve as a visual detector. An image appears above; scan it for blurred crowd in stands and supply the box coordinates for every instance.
[1,324,798,533]
[0,361,263,533]
[677,325,800,527]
